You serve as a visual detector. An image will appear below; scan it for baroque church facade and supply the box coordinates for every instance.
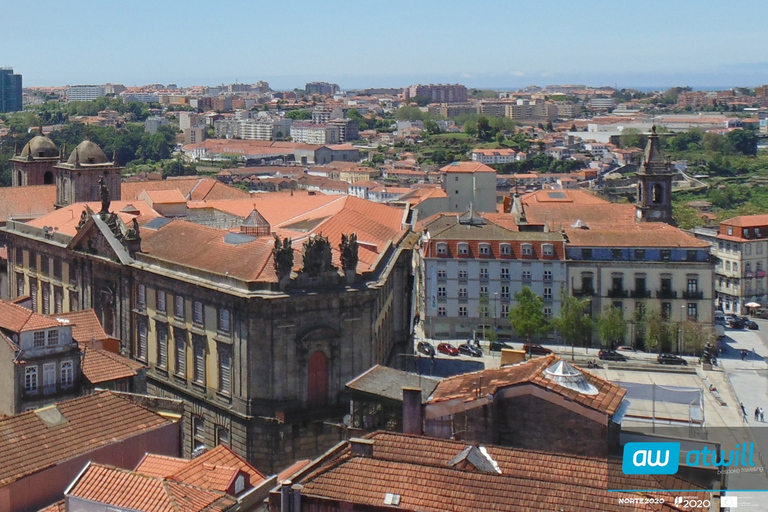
[3,133,414,472]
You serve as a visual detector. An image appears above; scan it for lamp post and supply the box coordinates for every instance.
[494,292,499,335]
[679,304,685,354]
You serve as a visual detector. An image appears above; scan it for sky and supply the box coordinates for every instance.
[2,0,768,91]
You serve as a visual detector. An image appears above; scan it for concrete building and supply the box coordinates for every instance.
[0,67,22,113]
[179,111,202,131]
[305,82,339,96]
[183,125,205,145]
[290,122,340,145]
[67,85,105,102]
[144,116,169,134]
[418,212,567,340]
[440,162,497,213]
[470,148,517,165]
[404,84,467,103]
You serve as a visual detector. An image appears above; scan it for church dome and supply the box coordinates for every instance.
[20,135,58,159]
[67,139,109,165]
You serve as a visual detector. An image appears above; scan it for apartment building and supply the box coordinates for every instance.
[67,84,105,102]
[290,122,340,145]
[404,84,467,103]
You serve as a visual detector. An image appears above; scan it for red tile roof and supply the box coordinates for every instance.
[0,185,57,223]
[53,309,109,344]
[565,222,711,249]
[135,454,189,478]
[27,201,162,237]
[0,391,173,487]
[120,177,248,202]
[721,214,768,228]
[67,463,236,512]
[81,348,145,385]
[440,161,496,173]
[142,189,187,205]
[0,299,60,333]
[37,500,65,512]
[429,354,626,416]
[292,431,703,512]
[171,445,266,491]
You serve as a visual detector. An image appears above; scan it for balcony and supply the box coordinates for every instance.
[759,271,767,278]
[630,289,652,299]
[682,290,704,300]
[607,288,629,298]
[745,271,755,278]
[656,290,677,299]
[572,288,595,297]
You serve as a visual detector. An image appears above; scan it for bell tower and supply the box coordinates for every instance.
[636,126,675,225]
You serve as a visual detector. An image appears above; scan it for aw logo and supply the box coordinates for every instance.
[622,442,680,475]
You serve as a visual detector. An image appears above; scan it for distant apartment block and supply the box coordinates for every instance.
[214,118,292,141]
[144,116,169,134]
[471,148,518,165]
[183,126,205,145]
[179,112,202,131]
[103,83,126,96]
[427,102,476,118]
[120,91,159,103]
[505,101,557,123]
[290,122,340,145]
[405,83,467,103]
[67,85,105,102]
[312,105,344,123]
[305,81,340,96]
[586,97,617,111]
[0,67,22,113]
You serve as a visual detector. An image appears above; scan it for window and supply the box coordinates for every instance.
[218,344,232,395]
[437,306,446,317]
[25,366,38,394]
[43,363,55,394]
[734,263,738,273]
[437,269,447,279]
[157,290,166,313]
[30,281,38,312]
[544,307,552,318]
[759,243,764,255]
[661,302,672,320]
[15,248,22,266]
[193,337,206,385]
[522,270,531,280]
[543,287,553,300]
[660,249,671,261]
[137,322,147,360]
[34,331,45,348]
[612,276,623,292]
[29,251,36,271]
[458,270,468,280]
[175,296,184,318]
[745,245,752,256]
[501,285,510,299]
[522,244,533,256]
[458,243,469,255]
[69,264,77,284]
[479,306,489,317]
[458,306,468,317]
[216,426,230,447]
[53,259,62,280]
[746,263,752,273]
[479,243,490,255]
[47,329,58,346]
[193,301,204,325]
[16,273,24,296]
[634,249,645,260]
[500,244,511,256]
[582,248,592,259]
[42,283,50,315]
[60,360,73,389]
[458,287,468,298]
[69,291,79,311]
[437,286,446,298]
[175,330,186,376]
[501,304,509,316]
[219,309,231,333]
[479,267,489,280]
[542,244,553,256]
[687,303,698,320]
[40,255,49,276]
[479,286,489,298]
[193,416,206,452]
[687,278,699,293]
[158,327,168,369]
[727,227,733,236]
[543,270,552,281]
[726,261,731,270]
[635,302,645,316]
[54,287,62,314]
[137,284,146,309]
[500,267,510,280]
[612,249,622,260]
[436,242,448,255]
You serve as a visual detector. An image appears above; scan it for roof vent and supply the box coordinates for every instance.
[34,405,68,428]
[571,219,589,229]
[350,437,374,457]
[544,360,598,395]
[383,493,401,506]
[447,445,501,474]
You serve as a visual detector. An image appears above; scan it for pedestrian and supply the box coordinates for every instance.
[742,350,747,361]
[742,403,748,423]
[761,408,765,423]
[756,407,760,422]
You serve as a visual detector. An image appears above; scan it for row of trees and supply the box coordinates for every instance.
[505,287,711,354]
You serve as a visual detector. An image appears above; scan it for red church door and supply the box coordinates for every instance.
[307,351,328,407]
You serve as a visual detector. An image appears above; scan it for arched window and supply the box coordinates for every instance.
[43,171,54,185]
[98,286,115,336]
[652,183,663,204]
[307,351,328,407]
[16,171,22,186]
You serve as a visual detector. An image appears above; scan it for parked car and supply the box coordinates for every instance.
[490,340,513,352]
[523,343,552,356]
[598,350,627,361]
[724,315,736,326]
[657,353,688,365]
[747,320,759,330]
[437,343,459,356]
[616,345,636,352]
[729,317,745,329]
[416,341,436,357]
[459,343,483,357]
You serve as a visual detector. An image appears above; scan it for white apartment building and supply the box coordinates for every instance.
[179,112,202,131]
[470,149,518,165]
[290,123,340,145]
[67,85,105,102]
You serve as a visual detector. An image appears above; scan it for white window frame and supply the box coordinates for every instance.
[437,306,447,317]
[47,329,58,347]
[25,366,38,394]
[458,243,469,255]
[33,331,45,348]
[436,242,448,255]
[175,296,184,318]
[157,290,166,313]
[479,243,491,255]
[522,243,533,256]
[43,362,56,395]
[158,327,168,369]
[219,309,231,333]
[175,330,186,376]
[458,306,468,317]
[60,360,73,389]
[193,337,206,385]
[193,301,204,325]
[138,322,148,361]
[500,243,511,256]
[542,243,554,256]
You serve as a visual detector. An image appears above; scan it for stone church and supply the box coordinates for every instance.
[3,133,414,473]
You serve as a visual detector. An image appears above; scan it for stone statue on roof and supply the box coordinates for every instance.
[339,233,359,273]
[301,234,333,277]
[273,234,294,280]
[99,176,110,214]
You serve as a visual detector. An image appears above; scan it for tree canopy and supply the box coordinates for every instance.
[551,293,593,349]
[508,286,550,342]
[596,306,626,348]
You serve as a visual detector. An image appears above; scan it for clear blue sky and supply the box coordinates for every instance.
[2,0,767,90]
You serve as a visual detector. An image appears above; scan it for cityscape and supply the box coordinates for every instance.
[3,2,768,511]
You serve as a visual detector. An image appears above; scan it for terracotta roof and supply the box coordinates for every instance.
[0,391,173,487]
[81,348,145,385]
[27,201,162,237]
[721,214,768,228]
[440,161,496,173]
[121,177,248,202]
[0,299,60,333]
[54,309,109,344]
[428,354,626,416]
[277,459,312,483]
[0,185,57,223]
[293,431,702,512]
[142,189,187,205]
[135,454,189,478]
[564,222,711,249]
[67,463,236,512]
[37,500,65,512]
[171,444,266,491]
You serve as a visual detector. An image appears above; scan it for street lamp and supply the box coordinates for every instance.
[679,304,685,354]
[494,293,499,335]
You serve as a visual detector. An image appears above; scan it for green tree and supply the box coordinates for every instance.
[644,308,674,354]
[596,306,626,349]
[285,110,312,120]
[726,129,758,157]
[619,128,646,149]
[424,119,441,135]
[551,293,593,353]
[672,203,703,230]
[508,286,550,342]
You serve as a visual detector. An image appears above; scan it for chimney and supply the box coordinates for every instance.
[280,480,293,512]
[402,387,423,435]
[350,437,375,457]
[292,484,303,511]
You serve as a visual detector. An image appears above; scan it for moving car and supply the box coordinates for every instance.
[598,350,627,362]
[490,340,513,352]
[657,353,687,365]
[523,343,552,356]
[458,343,483,357]
[437,343,459,356]
[416,341,436,357]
